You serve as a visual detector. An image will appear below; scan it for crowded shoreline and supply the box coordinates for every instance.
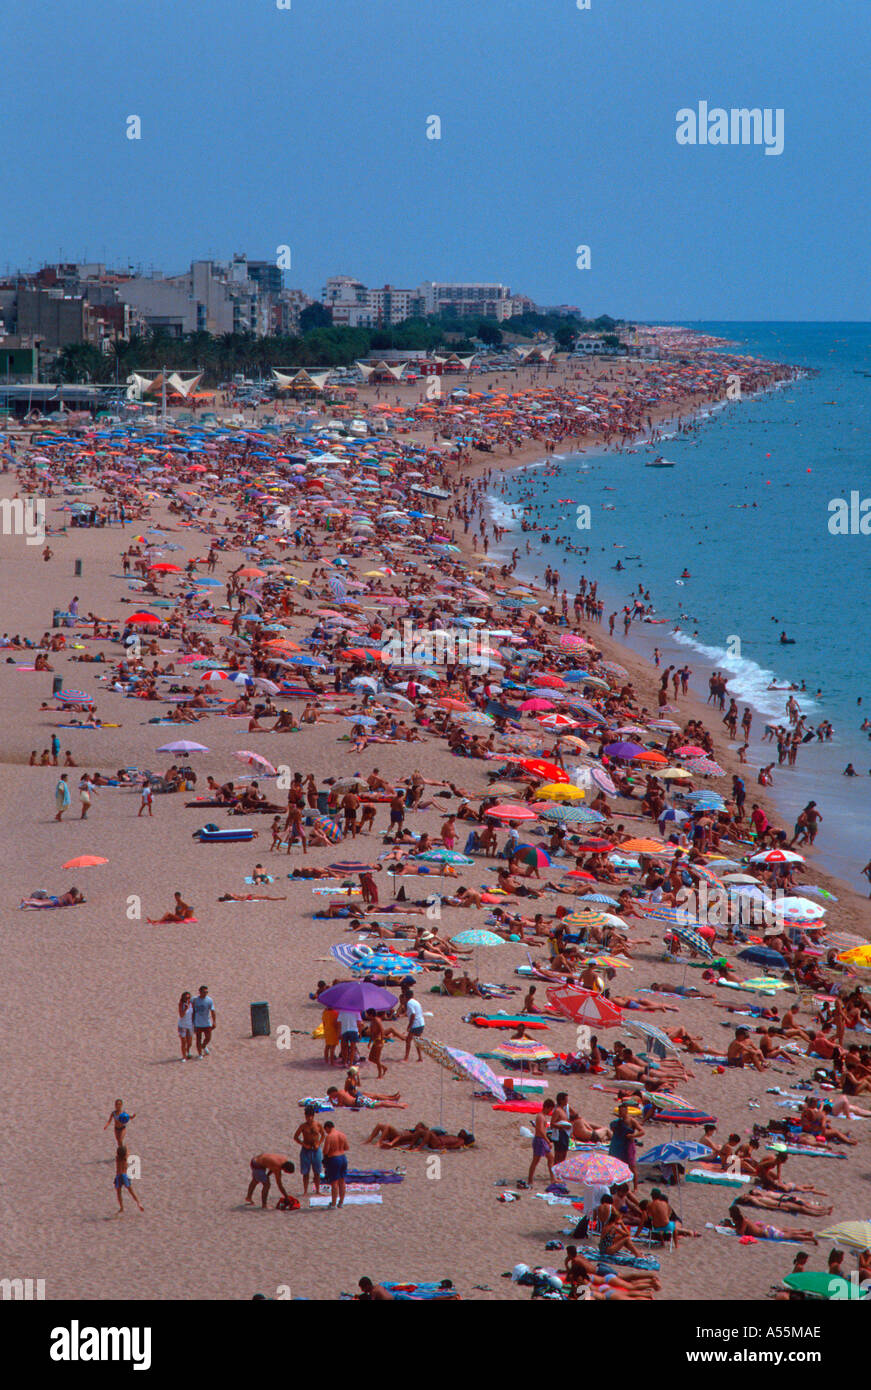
[1,333,870,1304]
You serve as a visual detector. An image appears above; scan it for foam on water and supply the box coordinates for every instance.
[668,630,818,720]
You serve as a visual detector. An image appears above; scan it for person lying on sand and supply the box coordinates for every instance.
[19,886,84,909]
[738,1190,832,1217]
[727,1202,818,1244]
[217,891,288,902]
[326,1084,407,1110]
[364,1122,474,1150]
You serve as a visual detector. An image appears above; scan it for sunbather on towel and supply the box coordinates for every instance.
[727,1203,818,1243]
[19,886,84,909]
[738,1190,832,1217]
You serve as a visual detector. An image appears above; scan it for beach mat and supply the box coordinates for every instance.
[309,1194,382,1207]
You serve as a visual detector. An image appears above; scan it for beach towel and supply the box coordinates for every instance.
[492,1101,543,1113]
[765,1144,846,1160]
[244,875,275,885]
[686,1170,749,1187]
[706,1222,804,1244]
[466,1017,550,1031]
[345,1170,405,1184]
[381,1282,459,1300]
[309,1194,382,1207]
[563,1243,661,1271]
[298,1097,335,1112]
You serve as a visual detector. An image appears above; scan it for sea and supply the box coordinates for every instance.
[487,322,871,895]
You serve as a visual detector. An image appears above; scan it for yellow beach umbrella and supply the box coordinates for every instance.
[835,945,871,968]
[534,783,585,802]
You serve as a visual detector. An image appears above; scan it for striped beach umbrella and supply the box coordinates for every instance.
[444,1044,506,1100]
[414,849,475,867]
[314,815,343,843]
[561,909,610,929]
[539,804,596,824]
[545,987,623,1027]
[670,924,714,958]
[553,1152,632,1186]
[624,1021,679,1057]
[835,945,871,969]
[492,1041,555,1064]
[817,1221,871,1251]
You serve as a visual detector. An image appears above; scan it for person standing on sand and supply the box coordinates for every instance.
[322,1121,349,1208]
[293,1106,325,1196]
[528,1098,556,1185]
[403,991,425,1061]
[192,985,215,1057]
[138,781,153,817]
[54,772,70,821]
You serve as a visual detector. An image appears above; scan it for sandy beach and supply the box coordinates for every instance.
[1,344,869,1305]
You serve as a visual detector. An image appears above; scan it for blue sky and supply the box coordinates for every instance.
[5,0,870,318]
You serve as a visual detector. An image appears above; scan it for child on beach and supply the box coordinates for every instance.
[104,1099,134,1147]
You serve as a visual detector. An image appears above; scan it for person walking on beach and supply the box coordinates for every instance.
[54,772,70,821]
[322,1121,349,1208]
[293,1105,325,1196]
[192,985,216,1057]
[138,781,153,817]
[103,1099,135,1148]
[78,772,96,820]
[113,1144,144,1215]
[403,990,425,1061]
[177,991,194,1060]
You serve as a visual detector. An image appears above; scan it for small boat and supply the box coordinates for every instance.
[646,457,676,468]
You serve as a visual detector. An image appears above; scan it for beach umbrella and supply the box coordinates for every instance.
[782,1272,867,1300]
[561,909,610,930]
[327,860,378,873]
[484,804,538,821]
[515,758,567,782]
[589,767,617,794]
[420,1039,506,1101]
[749,849,805,865]
[817,1221,871,1251]
[127,611,161,625]
[234,751,277,774]
[514,845,551,869]
[774,897,827,921]
[671,925,715,958]
[414,849,475,867]
[687,758,726,777]
[61,855,108,869]
[534,783,584,802]
[553,1153,632,1186]
[603,741,644,759]
[636,1141,709,1166]
[545,987,623,1027]
[52,689,93,704]
[619,838,672,855]
[313,816,343,843]
[318,981,397,1012]
[156,740,209,753]
[835,946,871,968]
[738,945,787,968]
[492,1040,555,1064]
[539,804,596,824]
[675,745,707,757]
[624,1021,679,1058]
[451,930,504,948]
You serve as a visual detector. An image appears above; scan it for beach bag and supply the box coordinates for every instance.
[276,1196,300,1211]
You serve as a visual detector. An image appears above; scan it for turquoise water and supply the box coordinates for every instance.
[489,323,871,893]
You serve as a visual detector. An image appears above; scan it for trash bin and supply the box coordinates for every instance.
[250,1001,271,1037]
[52,610,62,627]
[52,676,63,694]
[74,559,82,576]
[316,791,330,814]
